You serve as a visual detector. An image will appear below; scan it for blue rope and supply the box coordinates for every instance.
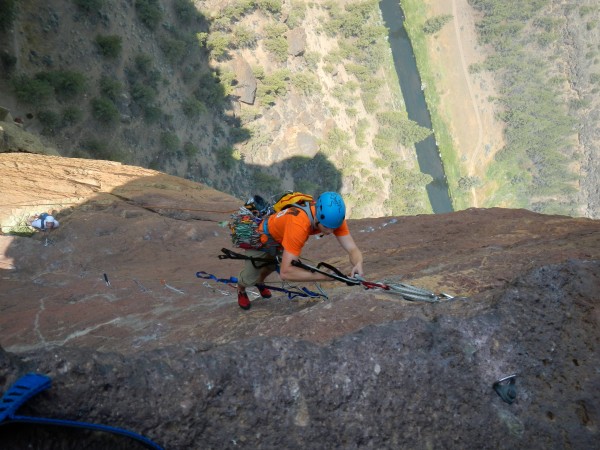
[0,373,163,450]
[195,272,327,300]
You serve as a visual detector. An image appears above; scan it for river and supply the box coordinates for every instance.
[379,0,453,213]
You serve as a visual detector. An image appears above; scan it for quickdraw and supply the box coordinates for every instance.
[196,271,239,285]
[195,271,328,300]
[291,259,455,303]
[291,260,362,286]
[218,248,455,302]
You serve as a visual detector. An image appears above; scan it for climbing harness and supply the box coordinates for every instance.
[195,271,328,300]
[493,374,517,404]
[0,373,163,450]
[291,259,454,303]
[219,247,280,269]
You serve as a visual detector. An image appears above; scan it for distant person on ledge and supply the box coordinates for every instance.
[28,213,59,231]
[236,192,364,310]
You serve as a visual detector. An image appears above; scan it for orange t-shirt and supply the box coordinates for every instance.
[261,205,349,256]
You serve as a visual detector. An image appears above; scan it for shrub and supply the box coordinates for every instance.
[99,76,122,101]
[38,109,61,134]
[287,1,306,28]
[130,82,157,108]
[11,75,54,104]
[196,32,208,47]
[253,170,281,193]
[36,70,87,101]
[232,25,258,49]
[221,1,254,22]
[255,0,282,14]
[61,106,83,126]
[91,97,119,124]
[290,72,320,95]
[229,126,251,143]
[264,23,288,62]
[173,0,199,24]
[194,71,226,107]
[183,141,199,157]
[159,36,187,64]
[206,32,231,59]
[135,0,162,30]
[0,51,17,76]
[182,97,206,118]
[303,51,320,70]
[96,34,123,58]
[458,176,481,190]
[215,145,236,170]
[0,0,18,32]
[423,14,453,35]
[143,105,162,123]
[355,118,368,147]
[73,0,105,13]
[252,66,265,80]
[134,53,154,74]
[217,69,236,97]
[256,69,290,105]
[81,138,124,161]
[323,126,350,152]
[160,131,180,154]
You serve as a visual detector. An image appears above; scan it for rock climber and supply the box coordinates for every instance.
[237,192,364,310]
[28,213,60,231]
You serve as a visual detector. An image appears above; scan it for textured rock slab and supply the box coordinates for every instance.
[0,154,599,448]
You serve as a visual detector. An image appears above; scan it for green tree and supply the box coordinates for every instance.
[183,141,199,157]
[290,72,320,95]
[96,35,123,58]
[264,23,288,62]
[232,25,258,49]
[159,36,187,64]
[160,132,180,154]
[182,98,206,118]
[135,0,162,30]
[36,70,87,101]
[99,76,122,101]
[11,75,54,104]
[423,14,453,34]
[91,97,119,124]
[173,0,199,24]
[206,32,231,59]
[73,0,105,13]
[0,0,18,31]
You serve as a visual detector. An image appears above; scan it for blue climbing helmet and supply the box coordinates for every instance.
[316,192,346,229]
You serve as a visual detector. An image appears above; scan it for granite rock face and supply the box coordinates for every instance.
[0,154,599,449]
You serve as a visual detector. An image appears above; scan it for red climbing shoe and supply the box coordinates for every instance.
[256,284,272,299]
[238,290,251,310]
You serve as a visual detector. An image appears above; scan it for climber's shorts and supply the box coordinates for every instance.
[237,249,278,288]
